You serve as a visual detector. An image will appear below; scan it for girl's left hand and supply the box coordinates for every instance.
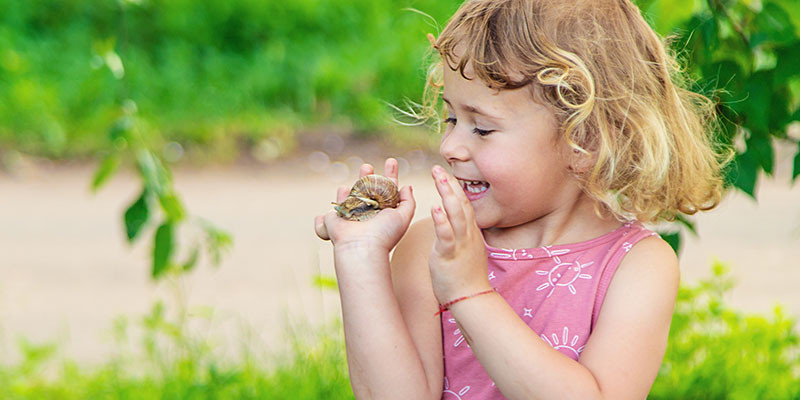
[428,165,493,304]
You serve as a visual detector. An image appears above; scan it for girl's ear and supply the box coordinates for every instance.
[568,148,594,175]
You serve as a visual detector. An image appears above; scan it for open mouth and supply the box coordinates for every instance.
[456,178,490,194]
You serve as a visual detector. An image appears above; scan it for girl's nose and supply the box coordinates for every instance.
[439,128,470,164]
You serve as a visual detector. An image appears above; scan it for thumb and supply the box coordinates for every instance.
[395,185,416,221]
[314,214,330,241]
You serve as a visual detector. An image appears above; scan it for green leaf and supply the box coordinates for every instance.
[793,141,800,183]
[645,0,697,35]
[123,190,150,242]
[182,245,200,272]
[729,151,759,198]
[159,193,185,222]
[109,117,132,141]
[774,42,800,85]
[201,221,233,266]
[675,214,698,237]
[745,134,775,175]
[91,153,121,192]
[136,150,170,195]
[661,231,681,254]
[312,274,339,290]
[751,2,796,48]
[153,221,175,279]
[742,71,774,136]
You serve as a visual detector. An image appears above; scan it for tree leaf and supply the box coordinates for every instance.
[312,274,338,290]
[136,150,170,196]
[793,141,800,183]
[661,231,681,255]
[730,151,759,199]
[742,71,774,137]
[201,221,233,266]
[182,245,200,272]
[108,116,133,141]
[91,153,121,192]
[159,192,185,222]
[152,221,174,279]
[123,190,150,242]
[675,214,698,237]
[745,134,775,176]
[774,42,800,85]
[751,2,796,48]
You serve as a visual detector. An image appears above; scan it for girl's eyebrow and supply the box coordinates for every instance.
[442,97,504,121]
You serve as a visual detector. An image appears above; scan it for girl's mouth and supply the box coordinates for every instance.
[456,178,490,200]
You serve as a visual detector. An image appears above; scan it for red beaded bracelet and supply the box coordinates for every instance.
[434,288,497,317]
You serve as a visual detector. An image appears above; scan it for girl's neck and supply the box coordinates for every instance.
[481,193,623,250]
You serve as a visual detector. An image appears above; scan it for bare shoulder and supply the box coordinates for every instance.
[578,235,679,399]
[393,217,436,262]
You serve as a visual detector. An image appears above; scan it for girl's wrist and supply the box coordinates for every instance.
[333,240,390,257]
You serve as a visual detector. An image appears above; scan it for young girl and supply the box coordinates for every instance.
[315,0,727,398]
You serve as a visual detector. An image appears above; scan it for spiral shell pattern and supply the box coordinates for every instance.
[333,174,399,221]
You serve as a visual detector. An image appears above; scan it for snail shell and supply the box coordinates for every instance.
[332,174,399,221]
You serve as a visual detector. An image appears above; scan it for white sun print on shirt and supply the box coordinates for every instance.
[448,318,468,348]
[442,377,471,399]
[622,242,633,253]
[523,307,533,318]
[489,247,534,260]
[535,258,595,298]
[541,326,585,358]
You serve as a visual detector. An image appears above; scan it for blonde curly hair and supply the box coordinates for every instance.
[419,0,731,223]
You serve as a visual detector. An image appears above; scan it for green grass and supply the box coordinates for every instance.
[1,263,798,399]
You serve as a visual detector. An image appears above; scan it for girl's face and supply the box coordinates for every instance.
[439,65,580,231]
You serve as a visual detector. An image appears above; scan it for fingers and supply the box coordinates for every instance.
[359,163,374,178]
[395,184,416,221]
[336,185,349,203]
[359,159,399,185]
[383,158,399,186]
[431,165,468,235]
[314,214,330,240]
[431,205,455,256]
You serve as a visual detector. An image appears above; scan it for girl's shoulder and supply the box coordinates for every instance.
[393,217,436,263]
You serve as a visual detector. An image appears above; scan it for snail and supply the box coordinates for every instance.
[332,174,399,221]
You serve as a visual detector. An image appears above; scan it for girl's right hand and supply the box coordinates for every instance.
[314,158,416,255]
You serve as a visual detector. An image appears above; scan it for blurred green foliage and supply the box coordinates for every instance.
[1,263,797,398]
[0,0,461,159]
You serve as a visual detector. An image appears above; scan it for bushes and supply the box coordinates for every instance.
[650,262,800,399]
[1,263,798,399]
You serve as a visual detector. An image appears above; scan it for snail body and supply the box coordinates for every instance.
[332,174,399,221]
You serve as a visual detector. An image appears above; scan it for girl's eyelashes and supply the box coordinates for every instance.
[442,116,494,137]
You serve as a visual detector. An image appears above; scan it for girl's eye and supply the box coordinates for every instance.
[473,128,494,136]
[443,117,494,136]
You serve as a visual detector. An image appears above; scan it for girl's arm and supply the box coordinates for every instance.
[315,160,442,400]
[447,236,678,400]
[429,165,679,400]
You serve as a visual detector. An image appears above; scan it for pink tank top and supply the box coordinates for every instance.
[440,221,658,399]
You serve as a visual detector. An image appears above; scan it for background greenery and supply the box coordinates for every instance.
[1,265,797,399]
[1,0,799,398]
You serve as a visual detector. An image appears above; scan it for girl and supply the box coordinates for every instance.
[315,0,728,398]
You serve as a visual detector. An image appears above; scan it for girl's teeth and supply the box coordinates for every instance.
[459,179,489,194]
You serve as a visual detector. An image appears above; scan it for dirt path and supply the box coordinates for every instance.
[1,152,799,364]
